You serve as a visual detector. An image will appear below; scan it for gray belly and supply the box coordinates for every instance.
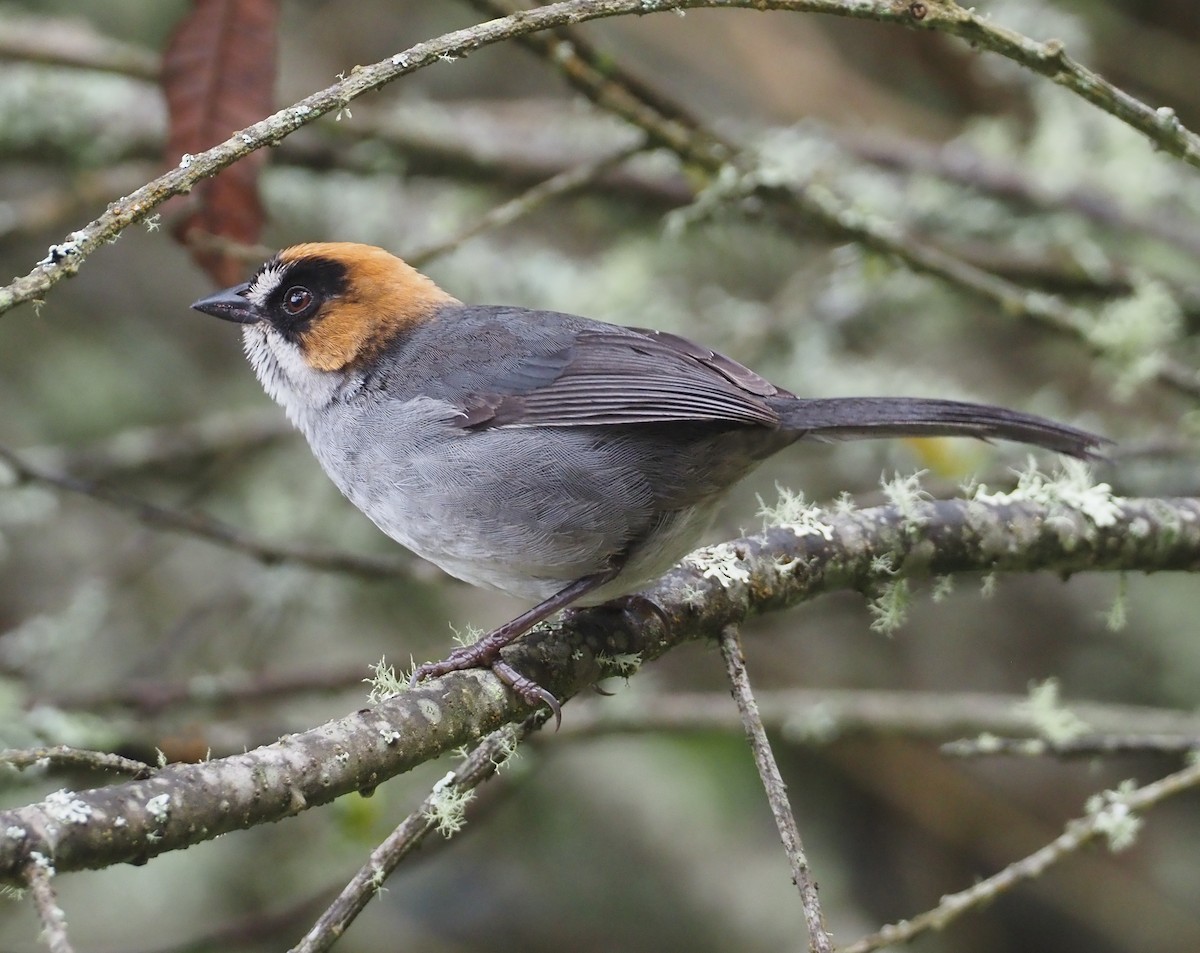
[304,395,785,602]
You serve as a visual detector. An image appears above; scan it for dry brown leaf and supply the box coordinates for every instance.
[162,0,279,285]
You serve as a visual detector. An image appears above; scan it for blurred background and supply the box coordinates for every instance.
[1,1,1199,950]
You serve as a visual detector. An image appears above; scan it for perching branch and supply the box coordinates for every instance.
[0,491,1196,882]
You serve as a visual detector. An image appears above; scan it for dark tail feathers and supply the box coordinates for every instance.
[775,397,1108,461]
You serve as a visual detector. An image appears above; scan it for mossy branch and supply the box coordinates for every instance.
[3,0,1198,317]
[0,492,1196,882]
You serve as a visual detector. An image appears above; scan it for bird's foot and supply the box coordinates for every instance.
[409,637,562,728]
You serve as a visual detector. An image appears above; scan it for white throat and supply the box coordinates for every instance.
[242,324,342,431]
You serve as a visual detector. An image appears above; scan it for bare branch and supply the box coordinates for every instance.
[720,626,831,953]
[291,721,531,953]
[941,733,1200,759]
[841,758,1200,953]
[46,664,371,717]
[407,139,650,267]
[0,444,420,580]
[480,0,1200,399]
[0,746,154,779]
[21,410,286,478]
[0,15,159,80]
[560,688,1200,750]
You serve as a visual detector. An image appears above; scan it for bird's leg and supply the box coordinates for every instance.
[409,567,621,725]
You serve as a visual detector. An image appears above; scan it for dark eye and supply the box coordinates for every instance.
[282,285,314,315]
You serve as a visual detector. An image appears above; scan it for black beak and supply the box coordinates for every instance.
[191,283,259,324]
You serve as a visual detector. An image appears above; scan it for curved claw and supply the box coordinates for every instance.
[492,660,562,729]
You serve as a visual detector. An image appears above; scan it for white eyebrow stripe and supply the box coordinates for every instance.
[247,262,286,307]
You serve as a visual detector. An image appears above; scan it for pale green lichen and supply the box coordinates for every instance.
[868,578,910,636]
[781,702,840,744]
[685,543,750,588]
[1087,280,1183,398]
[870,553,898,576]
[488,727,523,773]
[881,470,931,524]
[679,583,708,609]
[597,652,643,677]
[931,576,955,603]
[1018,678,1090,745]
[449,621,485,648]
[971,732,1004,755]
[43,789,91,825]
[832,492,857,516]
[1085,780,1143,852]
[425,772,474,838]
[974,458,1122,529]
[663,163,744,237]
[365,657,406,704]
[757,486,833,540]
[1103,574,1128,632]
[145,793,171,825]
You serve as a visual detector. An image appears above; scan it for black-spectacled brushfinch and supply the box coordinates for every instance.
[193,242,1107,721]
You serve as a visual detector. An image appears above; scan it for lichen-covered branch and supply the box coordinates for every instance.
[479,0,1200,398]
[5,0,1198,318]
[291,721,530,953]
[24,857,74,953]
[0,491,1195,882]
[841,758,1200,953]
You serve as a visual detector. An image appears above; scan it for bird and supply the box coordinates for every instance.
[192,242,1107,721]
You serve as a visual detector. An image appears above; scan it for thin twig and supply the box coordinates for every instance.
[778,182,1200,398]
[6,0,1200,318]
[482,0,1200,398]
[0,444,419,580]
[840,758,1200,953]
[559,688,1200,753]
[0,16,159,80]
[407,138,650,267]
[24,858,74,953]
[21,410,287,478]
[45,664,372,716]
[719,626,832,953]
[0,746,154,779]
[291,720,533,953]
[941,733,1200,759]
[837,127,1200,261]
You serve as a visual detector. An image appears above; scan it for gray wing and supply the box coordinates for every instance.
[455,327,790,430]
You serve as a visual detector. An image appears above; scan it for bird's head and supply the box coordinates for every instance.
[191,242,459,372]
